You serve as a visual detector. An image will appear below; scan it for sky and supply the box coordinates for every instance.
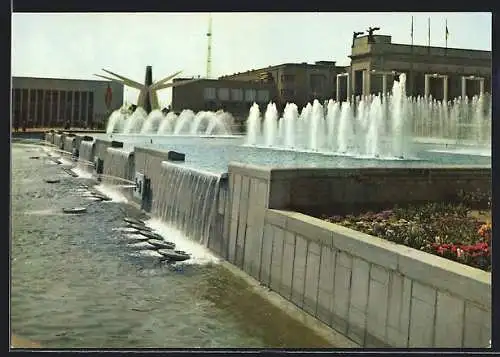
[12,12,491,106]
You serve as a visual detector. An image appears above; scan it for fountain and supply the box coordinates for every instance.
[245,73,491,159]
[106,108,235,136]
[153,162,223,246]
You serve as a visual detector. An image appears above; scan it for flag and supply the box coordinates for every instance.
[445,19,449,45]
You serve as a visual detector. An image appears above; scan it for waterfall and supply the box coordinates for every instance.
[78,141,95,173]
[103,148,134,181]
[153,162,223,246]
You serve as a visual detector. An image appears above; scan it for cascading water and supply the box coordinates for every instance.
[152,162,223,246]
[77,141,95,172]
[103,148,134,181]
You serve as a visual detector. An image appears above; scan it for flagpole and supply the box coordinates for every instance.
[428,17,431,53]
[410,16,414,96]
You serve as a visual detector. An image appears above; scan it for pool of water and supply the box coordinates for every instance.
[100,134,491,174]
[11,144,337,348]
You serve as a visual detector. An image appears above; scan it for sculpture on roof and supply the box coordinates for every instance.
[94,66,200,114]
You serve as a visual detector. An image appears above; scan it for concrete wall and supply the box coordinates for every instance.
[262,166,491,216]
[224,163,491,348]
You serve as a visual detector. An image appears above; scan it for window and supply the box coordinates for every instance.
[231,88,243,101]
[218,88,230,101]
[310,74,326,92]
[257,90,269,103]
[281,74,295,83]
[204,87,216,100]
[280,89,295,97]
[245,89,257,102]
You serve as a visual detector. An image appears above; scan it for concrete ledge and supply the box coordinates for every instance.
[268,166,491,180]
[267,209,491,308]
[228,162,272,180]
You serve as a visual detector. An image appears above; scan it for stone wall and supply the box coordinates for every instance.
[224,163,491,348]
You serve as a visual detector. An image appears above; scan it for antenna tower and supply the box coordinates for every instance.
[206,14,212,79]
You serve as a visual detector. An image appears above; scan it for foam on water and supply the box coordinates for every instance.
[71,167,94,180]
[128,250,164,258]
[92,184,129,204]
[145,218,219,266]
[127,241,156,250]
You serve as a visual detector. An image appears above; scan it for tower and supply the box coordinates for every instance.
[206,14,213,79]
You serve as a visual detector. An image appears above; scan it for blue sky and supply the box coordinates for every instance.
[12,12,491,106]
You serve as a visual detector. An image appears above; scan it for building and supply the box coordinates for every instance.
[219,61,348,109]
[171,78,277,119]
[12,77,123,130]
[348,34,491,101]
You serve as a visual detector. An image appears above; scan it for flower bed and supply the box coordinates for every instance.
[321,193,491,272]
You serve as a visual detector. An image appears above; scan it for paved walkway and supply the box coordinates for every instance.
[11,334,41,348]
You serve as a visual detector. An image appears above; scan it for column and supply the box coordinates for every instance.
[461,76,467,99]
[78,91,83,127]
[70,91,75,126]
[479,79,485,96]
[19,89,24,127]
[40,90,45,128]
[336,75,340,102]
[346,74,351,102]
[443,75,448,103]
[362,70,367,97]
[424,74,430,98]
[33,90,38,127]
[56,90,61,125]
[27,89,31,127]
[382,74,387,98]
[84,91,90,128]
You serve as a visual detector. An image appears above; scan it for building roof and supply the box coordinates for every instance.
[219,61,348,79]
[12,76,117,84]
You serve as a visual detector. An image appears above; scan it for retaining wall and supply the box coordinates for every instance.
[224,163,491,348]
[264,166,491,216]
